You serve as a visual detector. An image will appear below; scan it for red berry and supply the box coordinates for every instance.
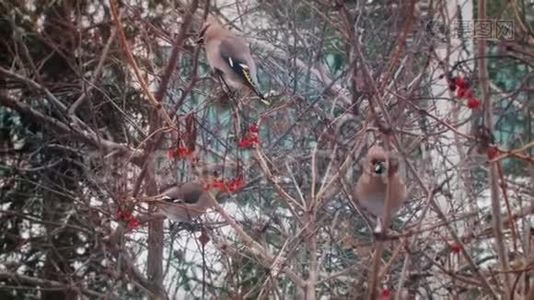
[227,177,245,193]
[198,230,210,246]
[127,218,140,230]
[168,147,193,159]
[450,243,461,254]
[238,133,260,149]
[380,288,391,300]
[116,209,133,222]
[177,147,193,158]
[238,138,251,149]
[467,98,481,109]
[487,146,500,159]
[211,179,228,192]
[249,134,259,144]
[248,124,259,133]
[448,76,457,91]
[454,77,468,89]
[456,88,466,98]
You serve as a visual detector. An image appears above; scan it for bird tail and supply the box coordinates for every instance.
[255,90,271,106]
[238,65,270,106]
[137,196,157,203]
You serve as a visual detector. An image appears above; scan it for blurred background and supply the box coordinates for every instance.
[0,0,533,299]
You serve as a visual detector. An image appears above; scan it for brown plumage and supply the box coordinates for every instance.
[146,181,217,222]
[354,145,407,231]
[141,165,221,222]
[199,15,268,104]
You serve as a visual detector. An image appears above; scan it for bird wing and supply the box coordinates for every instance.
[160,195,186,204]
[158,185,184,202]
[218,38,265,100]
[179,182,204,204]
[156,182,204,204]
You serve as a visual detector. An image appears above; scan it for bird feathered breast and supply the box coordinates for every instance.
[354,145,407,218]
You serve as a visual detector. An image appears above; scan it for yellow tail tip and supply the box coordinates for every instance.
[260,98,271,106]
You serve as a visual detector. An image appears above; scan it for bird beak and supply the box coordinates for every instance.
[196,24,210,45]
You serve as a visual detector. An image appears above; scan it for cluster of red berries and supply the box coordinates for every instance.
[167,146,194,160]
[206,176,245,194]
[168,113,198,160]
[168,123,260,160]
[486,146,500,160]
[115,209,140,230]
[450,243,461,254]
[448,76,481,109]
[238,124,260,149]
[380,288,391,300]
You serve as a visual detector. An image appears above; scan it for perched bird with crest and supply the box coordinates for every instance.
[141,165,220,222]
[353,145,407,234]
[198,15,269,105]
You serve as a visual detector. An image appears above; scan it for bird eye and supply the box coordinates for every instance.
[373,161,384,174]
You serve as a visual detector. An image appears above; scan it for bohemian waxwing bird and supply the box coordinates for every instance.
[353,145,407,234]
[141,164,222,222]
[199,15,269,105]
[146,181,218,222]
